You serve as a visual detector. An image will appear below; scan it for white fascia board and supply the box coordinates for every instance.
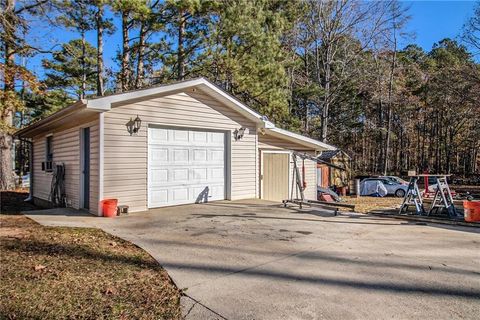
[263,120,275,129]
[267,127,337,151]
[86,78,206,110]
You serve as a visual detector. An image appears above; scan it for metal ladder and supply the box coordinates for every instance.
[399,176,426,215]
[428,176,459,218]
[283,153,306,208]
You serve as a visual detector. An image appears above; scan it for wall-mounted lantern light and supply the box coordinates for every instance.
[126,115,142,136]
[233,127,248,141]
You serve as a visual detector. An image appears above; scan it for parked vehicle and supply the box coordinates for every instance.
[361,178,408,197]
[380,176,408,185]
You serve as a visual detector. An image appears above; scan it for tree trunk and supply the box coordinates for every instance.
[135,21,146,89]
[80,29,87,99]
[121,10,130,91]
[177,8,185,80]
[383,48,397,175]
[96,5,104,96]
[1,0,16,190]
[321,52,331,142]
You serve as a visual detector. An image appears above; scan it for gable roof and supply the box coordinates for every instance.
[318,149,350,160]
[16,77,336,151]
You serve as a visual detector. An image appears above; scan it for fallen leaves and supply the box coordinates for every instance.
[1,215,181,319]
[104,287,116,295]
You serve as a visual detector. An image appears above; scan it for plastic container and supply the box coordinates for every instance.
[463,200,480,222]
[102,199,118,217]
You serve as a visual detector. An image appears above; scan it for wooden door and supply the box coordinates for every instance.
[262,153,289,201]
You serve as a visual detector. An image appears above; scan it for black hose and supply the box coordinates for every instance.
[49,163,66,207]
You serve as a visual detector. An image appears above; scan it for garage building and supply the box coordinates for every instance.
[16,78,335,215]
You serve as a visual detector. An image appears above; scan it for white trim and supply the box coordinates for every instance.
[255,128,258,198]
[225,130,232,200]
[267,127,336,151]
[260,150,291,200]
[98,112,104,216]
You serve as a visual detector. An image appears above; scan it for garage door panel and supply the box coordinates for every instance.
[148,127,226,208]
[173,149,189,163]
[173,130,188,142]
[193,149,207,162]
[172,168,189,181]
[150,147,169,163]
[192,168,207,181]
[150,128,168,142]
[150,189,168,205]
[193,131,207,142]
[209,132,224,145]
[210,167,224,180]
[210,150,224,162]
[150,168,168,184]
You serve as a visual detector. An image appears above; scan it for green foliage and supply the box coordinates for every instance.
[3,0,480,178]
[23,90,74,121]
[205,0,295,124]
[42,39,98,98]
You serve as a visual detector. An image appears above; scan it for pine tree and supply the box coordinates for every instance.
[206,0,294,124]
[42,39,98,99]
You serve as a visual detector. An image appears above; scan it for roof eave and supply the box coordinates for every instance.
[267,127,337,151]
[15,100,87,138]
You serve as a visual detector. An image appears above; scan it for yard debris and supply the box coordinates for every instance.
[104,287,116,295]
[34,265,46,271]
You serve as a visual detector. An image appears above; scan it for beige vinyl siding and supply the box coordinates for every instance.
[259,134,317,200]
[32,119,99,214]
[103,91,258,212]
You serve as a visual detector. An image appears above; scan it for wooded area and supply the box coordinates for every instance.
[1,0,479,189]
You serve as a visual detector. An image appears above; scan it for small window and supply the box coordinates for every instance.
[45,135,53,172]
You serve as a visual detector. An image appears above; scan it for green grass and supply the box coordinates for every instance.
[0,215,181,319]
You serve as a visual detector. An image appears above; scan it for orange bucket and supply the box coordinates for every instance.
[463,201,480,222]
[102,199,118,217]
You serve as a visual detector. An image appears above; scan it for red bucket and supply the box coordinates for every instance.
[463,201,480,222]
[102,199,118,217]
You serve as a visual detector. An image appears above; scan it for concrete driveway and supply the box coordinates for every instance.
[27,200,480,319]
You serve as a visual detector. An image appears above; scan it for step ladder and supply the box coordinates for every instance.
[283,153,306,208]
[399,176,426,215]
[428,176,459,218]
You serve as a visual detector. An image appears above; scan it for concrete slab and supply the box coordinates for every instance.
[26,200,480,319]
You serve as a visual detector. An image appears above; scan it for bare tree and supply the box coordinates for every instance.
[302,0,395,142]
[462,1,480,53]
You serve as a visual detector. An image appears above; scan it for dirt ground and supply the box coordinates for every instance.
[0,191,38,214]
[0,192,181,319]
[342,196,403,213]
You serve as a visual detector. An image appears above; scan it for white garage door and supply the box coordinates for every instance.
[148,127,226,208]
